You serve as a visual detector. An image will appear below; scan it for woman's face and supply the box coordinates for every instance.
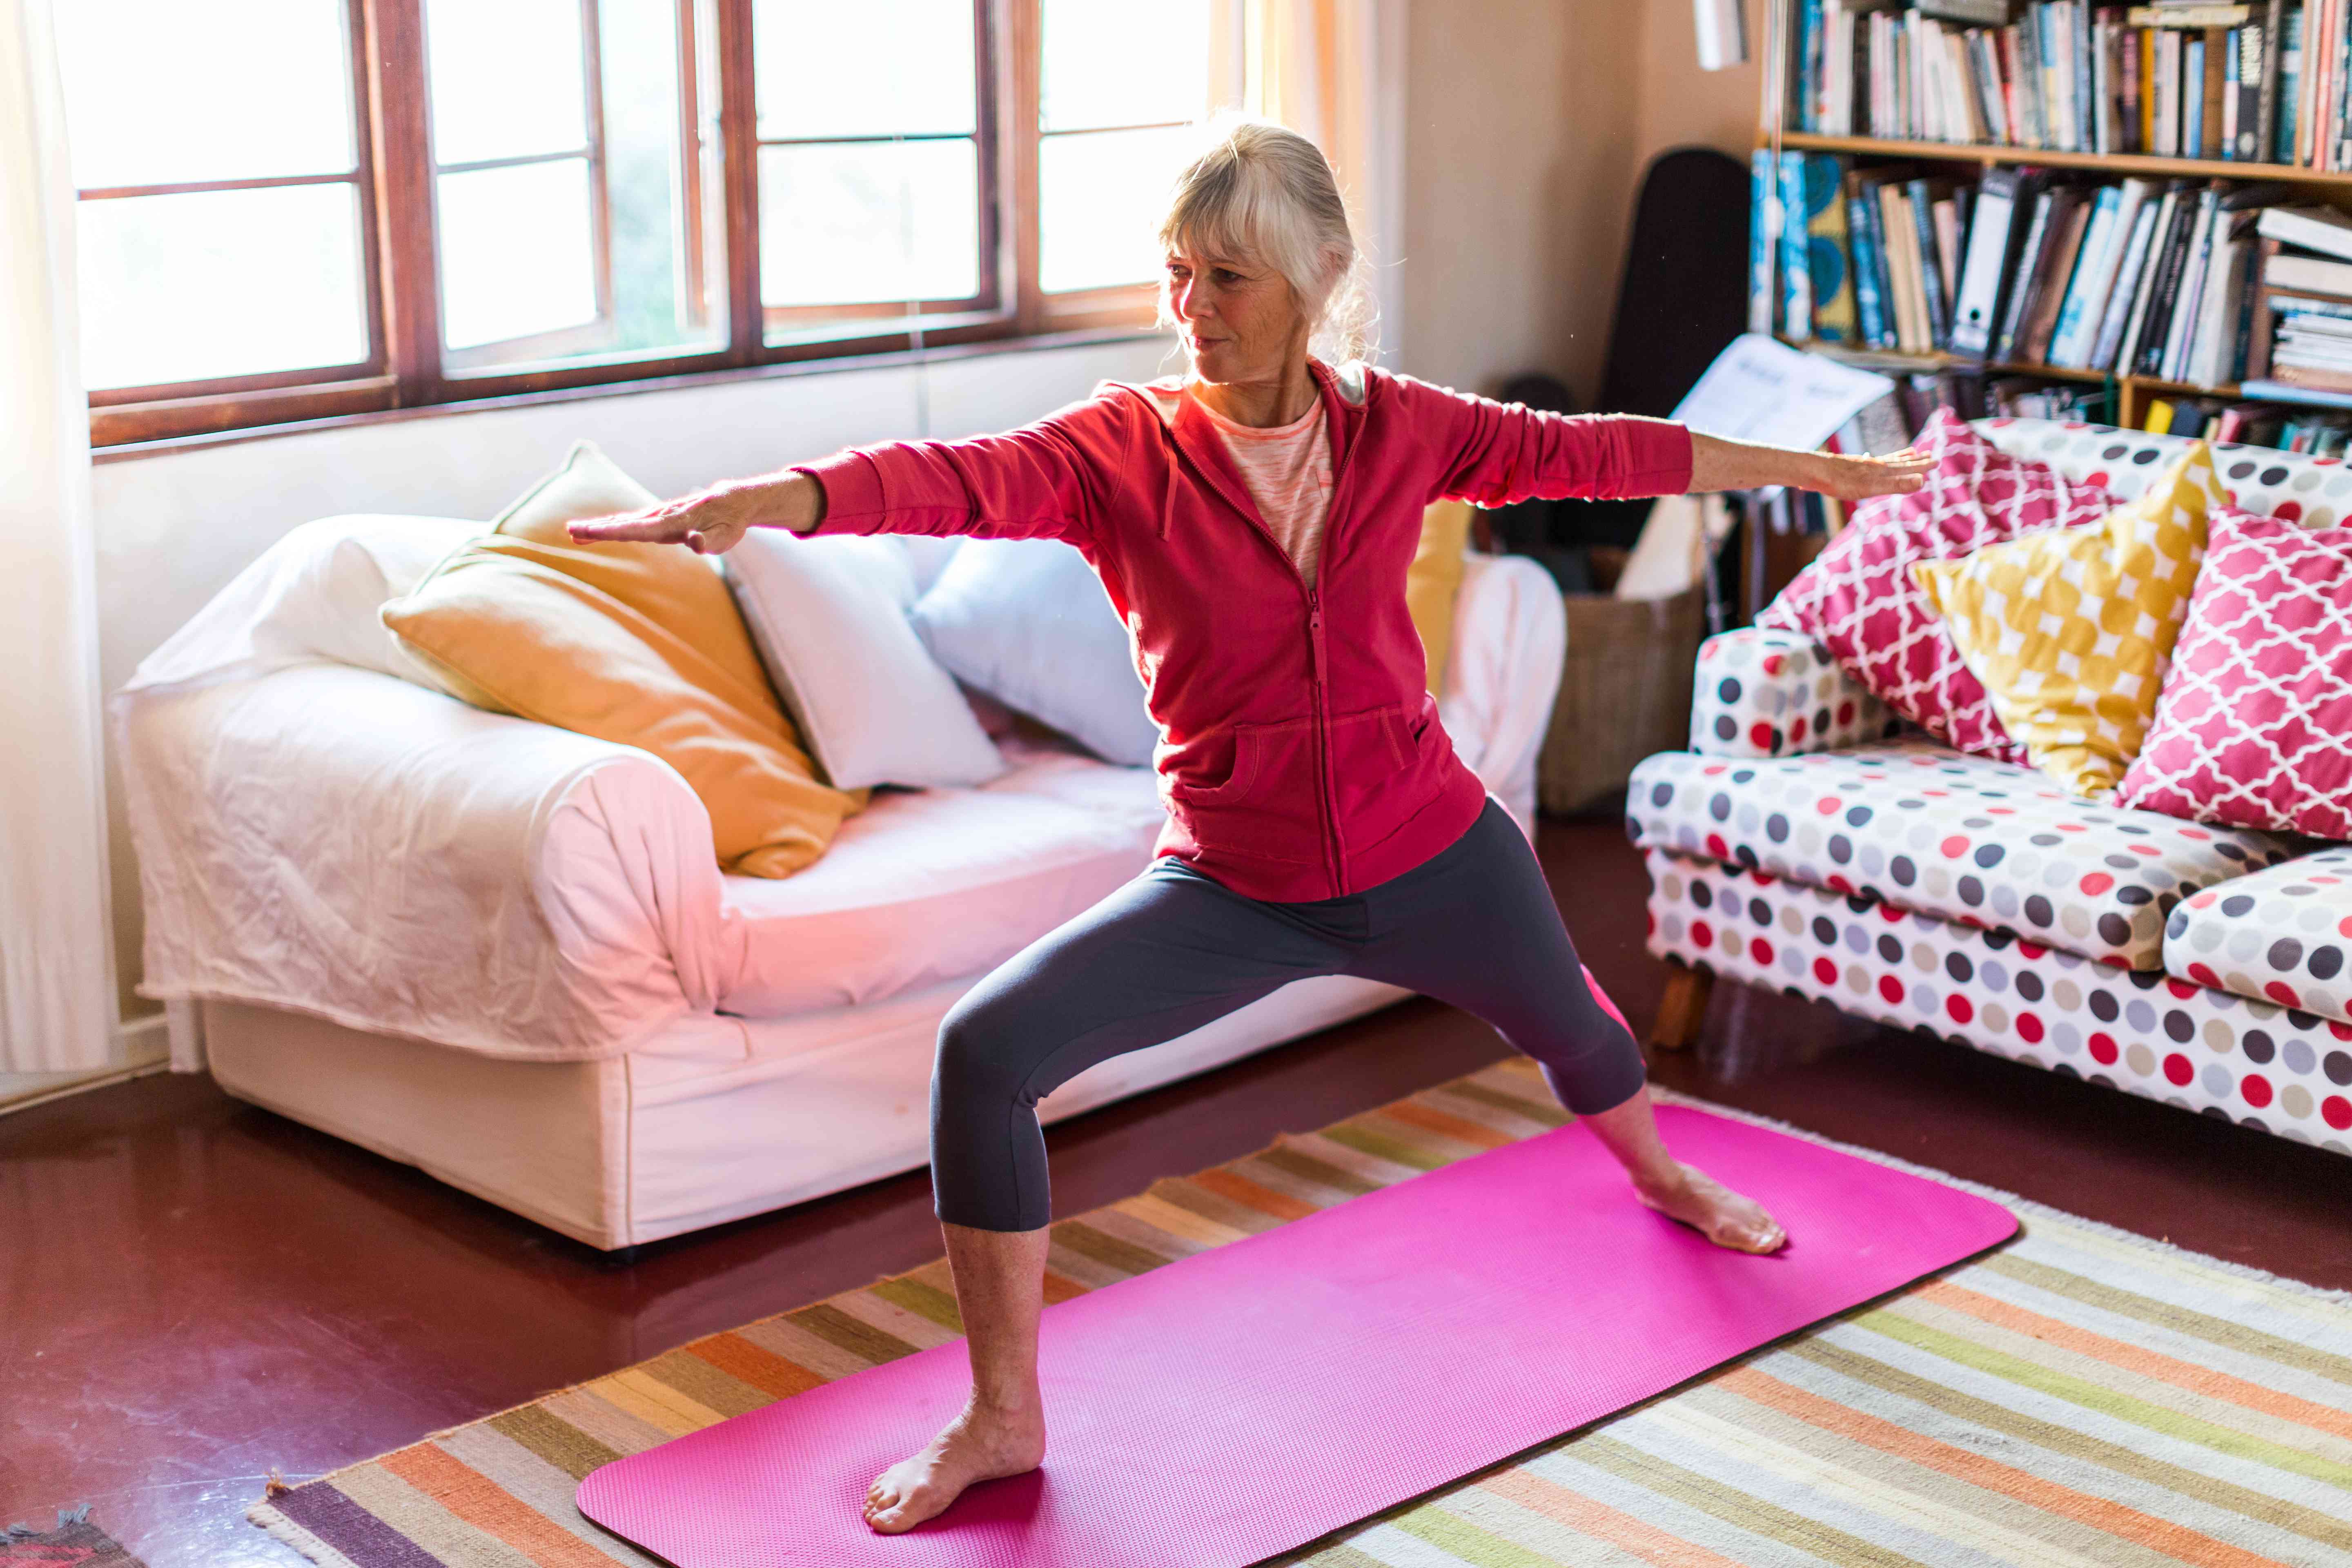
[1165,242,1307,385]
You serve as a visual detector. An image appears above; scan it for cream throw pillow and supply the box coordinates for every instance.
[1407,500,1474,697]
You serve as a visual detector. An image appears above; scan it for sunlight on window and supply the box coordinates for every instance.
[56,0,355,188]
[751,0,980,334]
[1040,127,1199,295]
[1041,0,1207,133]
[58,0,369,388]
[437,162,601,350]
[759,141,978,309]
[1038,0,1208,294]
[752,0,975,140]
[77,186,368,390]
[425,0,726,365]
[425,0,588,166]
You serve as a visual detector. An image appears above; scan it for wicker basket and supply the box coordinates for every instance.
[1538,580,1708,815]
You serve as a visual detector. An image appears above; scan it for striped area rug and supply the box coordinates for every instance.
[251,1060,2352,1568]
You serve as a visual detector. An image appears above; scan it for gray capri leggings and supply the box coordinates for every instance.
[930,795,1647,1232]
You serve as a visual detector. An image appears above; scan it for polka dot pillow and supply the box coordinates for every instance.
[1757,407,2116,766]
[1975,417,2352,526]
[2116,507,2352,837]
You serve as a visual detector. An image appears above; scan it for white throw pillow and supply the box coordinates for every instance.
[124,513,481,699]
[723,528,1006,789]
[899,535,963,597]
[909,538,1158,767]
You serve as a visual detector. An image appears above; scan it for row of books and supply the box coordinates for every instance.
[1826,366,2114,454]
[2138,391,2352,441]
[1787,1,2352,168]
[1751,149,2352,391]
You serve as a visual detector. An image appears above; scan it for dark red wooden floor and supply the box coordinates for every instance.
[6,809,2348,1568]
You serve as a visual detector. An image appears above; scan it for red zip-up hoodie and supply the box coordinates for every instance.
[793,357,1693,901]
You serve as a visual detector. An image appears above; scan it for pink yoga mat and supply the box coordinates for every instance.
[578,1104,2016,1567]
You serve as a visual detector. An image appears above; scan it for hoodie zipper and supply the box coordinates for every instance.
[1151,369,1363,897]
[1314,401,1368,897]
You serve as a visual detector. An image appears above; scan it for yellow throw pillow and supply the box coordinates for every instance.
[1407,499,1474,696]
[383,441,864,878]
[1911,443,2222,799]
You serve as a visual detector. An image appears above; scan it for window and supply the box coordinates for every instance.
[423,0,726,369]
[58,0,378,397]
[61,0,1214,447]
[1037,0,1206,294]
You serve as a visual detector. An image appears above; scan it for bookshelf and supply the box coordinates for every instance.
[1757,3,2352,434]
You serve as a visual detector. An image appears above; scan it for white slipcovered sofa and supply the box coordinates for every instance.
[115,514,1568,1250]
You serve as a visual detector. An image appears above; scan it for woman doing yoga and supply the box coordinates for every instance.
[572,118,1932,1534]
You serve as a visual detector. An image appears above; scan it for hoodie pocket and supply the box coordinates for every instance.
[1166,704,1412,866]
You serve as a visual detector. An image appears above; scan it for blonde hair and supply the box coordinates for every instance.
[1154,114,1376,365]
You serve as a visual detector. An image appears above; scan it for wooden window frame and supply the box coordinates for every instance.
[88,0,1164,450]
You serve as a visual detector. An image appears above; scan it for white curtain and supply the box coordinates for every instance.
[1213,0,1410,368]
[0,0,116,1072]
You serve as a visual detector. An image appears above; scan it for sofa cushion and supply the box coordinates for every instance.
[1627,739,2303,969]
[718,738,1167,1017]
[1755,408,2116,764]
[1912,443,2224,800]
[2163,844,2352,1022]
[2116,508,2352,838]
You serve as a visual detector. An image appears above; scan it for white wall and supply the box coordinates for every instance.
[93,334,1172,1033]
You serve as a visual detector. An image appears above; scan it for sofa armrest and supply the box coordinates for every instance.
[1440,552,1567,834]
[1689,626,1898,759]
[114,663,735,1065]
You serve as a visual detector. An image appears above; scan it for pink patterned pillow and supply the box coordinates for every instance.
[1756,408,2116,763]
[2115,508,2352,837]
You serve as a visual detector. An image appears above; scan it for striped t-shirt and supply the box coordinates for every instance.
[1147,381,1332,586]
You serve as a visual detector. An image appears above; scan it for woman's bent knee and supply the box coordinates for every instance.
[933,992,1047,1112]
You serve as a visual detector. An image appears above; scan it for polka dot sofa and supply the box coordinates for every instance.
[1627,417,2352,1160]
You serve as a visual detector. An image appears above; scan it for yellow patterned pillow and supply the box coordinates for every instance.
[1910,443,2221,799]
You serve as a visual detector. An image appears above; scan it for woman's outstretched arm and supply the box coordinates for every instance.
[569,407,1119,554]
[1413,372,1932,509]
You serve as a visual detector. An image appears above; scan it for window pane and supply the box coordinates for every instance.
[752,0,974,139]
[1040,127,1195,293]
[56,0,355,187]
[437,160,598,350]
[1042,0,1207,133]
[433,0,728,367]
[759,141,978,311]
[595,0,725,356]
[77,185,367,389]
[426,0,588,165]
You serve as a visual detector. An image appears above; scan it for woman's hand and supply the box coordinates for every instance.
[1803,445,1934,501]
[566,470,823,554]
[1687,430,1933,501]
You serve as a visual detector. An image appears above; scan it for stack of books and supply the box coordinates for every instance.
[1788,1,2352,167]
[1753,149,2286,390]
[2244,203,2352,394]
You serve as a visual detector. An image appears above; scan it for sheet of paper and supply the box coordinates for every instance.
[1670,333,1895,453]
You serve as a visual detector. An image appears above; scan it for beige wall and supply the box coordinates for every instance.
[1636,0,1765,169]
[1399,0,1758,404]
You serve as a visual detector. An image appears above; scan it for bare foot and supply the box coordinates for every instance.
[1633,1163,1788,1253]
[863,1397,1046,1534]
